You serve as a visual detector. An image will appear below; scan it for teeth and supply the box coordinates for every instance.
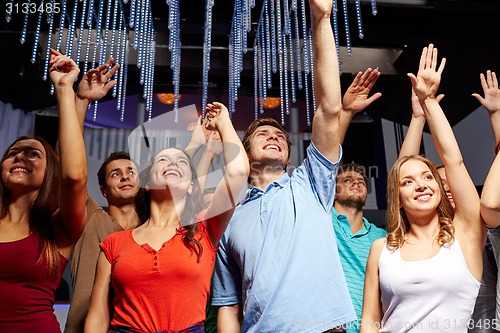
[165,170,180,177]
[12,168,29,173]
[265,145,279,150]
[416,194,430,200]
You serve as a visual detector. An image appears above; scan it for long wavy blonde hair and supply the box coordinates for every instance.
[386,155,455,250]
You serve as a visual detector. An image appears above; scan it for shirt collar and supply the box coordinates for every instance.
[332,207,371,237]
[242,173,289,203]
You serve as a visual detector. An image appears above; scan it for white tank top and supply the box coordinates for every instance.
[378,239,480,333]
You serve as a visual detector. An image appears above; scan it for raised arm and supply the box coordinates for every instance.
[340,68,382,144]
[48,49,87,251]
[203,102,249,245]
[399,89,444,158]
[474,70,500,228]
[185,115,211,159]
[408,44,483,265]
[75,58,120,132]
[196,131,223,192]
[309,0,341,161]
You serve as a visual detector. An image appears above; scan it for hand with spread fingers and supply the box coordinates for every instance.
[342,68,382,114]
[472,70,500,115]
[407,43,446,101]
[410,88,444,119]
[77,57,120,102]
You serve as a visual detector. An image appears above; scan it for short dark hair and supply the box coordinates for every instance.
[337,162,367,183]
[242,118,291,159]
[97,151,136,187]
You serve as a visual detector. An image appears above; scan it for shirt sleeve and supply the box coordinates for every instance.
[303,142,343,211]
[99,233,116,264]
[211,233,242,306]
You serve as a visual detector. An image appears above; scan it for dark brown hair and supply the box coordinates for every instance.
[242,118,291,159]
[97,151,137,187]
[135,148,205,260]
[0,136,61,278]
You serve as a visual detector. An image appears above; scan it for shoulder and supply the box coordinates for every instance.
[369,238,386,257]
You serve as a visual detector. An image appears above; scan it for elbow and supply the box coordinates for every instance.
[480,199,500,228]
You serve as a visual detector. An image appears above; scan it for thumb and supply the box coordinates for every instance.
[471,93,485,105]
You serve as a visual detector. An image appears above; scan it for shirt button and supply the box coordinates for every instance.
[154,256,158,260]
[154,262,158,266]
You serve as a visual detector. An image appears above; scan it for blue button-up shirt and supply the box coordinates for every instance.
[212,143,356,333]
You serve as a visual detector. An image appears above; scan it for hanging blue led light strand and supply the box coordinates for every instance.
[202,0,215,118]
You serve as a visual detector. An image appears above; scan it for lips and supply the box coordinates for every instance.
[10,167,30,173]
[415,193,432,201]
[163,168,182,177]
[263,143,280,151]
[119,184,135,190]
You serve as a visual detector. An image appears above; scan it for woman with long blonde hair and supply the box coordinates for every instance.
[361,44,485,333]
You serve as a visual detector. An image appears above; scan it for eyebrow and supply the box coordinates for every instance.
[8,147,44,155]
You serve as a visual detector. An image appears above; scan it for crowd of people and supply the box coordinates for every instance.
[1,0,500,332]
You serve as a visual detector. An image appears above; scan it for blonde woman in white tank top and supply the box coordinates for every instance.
[360,44,486,333]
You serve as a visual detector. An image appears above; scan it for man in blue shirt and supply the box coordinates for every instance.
[211,0,368,331]
[332,162,387,333]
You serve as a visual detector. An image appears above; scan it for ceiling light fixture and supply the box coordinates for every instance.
[157,93,182,105]
[261,97,281,110]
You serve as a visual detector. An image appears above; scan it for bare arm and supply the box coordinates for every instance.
[48,50,87,252]
[75,58,120,132]
[185,115,211,159]
[196,131,222,192]
[475,71,500,228]
[84,252,112,333]
[408,44,483,278]
[360,238,384,333]
[340,68,382,144]
[309,0,341,161]
[217,304,242,333]
[204,102,249,246]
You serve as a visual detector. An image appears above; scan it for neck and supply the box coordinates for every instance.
[334,203,365,234]
[147,192,185,228]
[405,211,440,241]
[108,203,139,230]
[249,166,286,190]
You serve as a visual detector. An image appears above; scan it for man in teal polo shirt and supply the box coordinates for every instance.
[333,162,387,333]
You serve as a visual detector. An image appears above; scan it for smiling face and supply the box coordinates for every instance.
[1,139,47,193]
[398,159,441,215]
[100,159,140,205]
[247,125,290,167]
[149,148,194,193]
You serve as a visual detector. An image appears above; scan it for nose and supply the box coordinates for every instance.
[121,173,130,181]
[415,181,427,191]
[267,133,279,141]
[13,151,27,162]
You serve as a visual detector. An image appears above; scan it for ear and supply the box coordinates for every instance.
[99,186,107,198]
[145,183,150,192]
[188,181,193,195]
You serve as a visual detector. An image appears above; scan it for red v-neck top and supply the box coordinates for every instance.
[100,221,218,332]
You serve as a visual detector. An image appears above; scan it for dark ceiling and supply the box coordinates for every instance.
[1,0,500,131]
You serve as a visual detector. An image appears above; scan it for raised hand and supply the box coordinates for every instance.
[76,57,120,102]
[49,48,80,88]
[207,131,223,156]
[472,70,500,115]
[342,68,382,114]
[407,44,446,101]
[411,88,444,119]
[309,0,333,20]
[205,102,231,132]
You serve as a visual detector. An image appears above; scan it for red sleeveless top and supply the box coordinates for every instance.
[0,233,68,332]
